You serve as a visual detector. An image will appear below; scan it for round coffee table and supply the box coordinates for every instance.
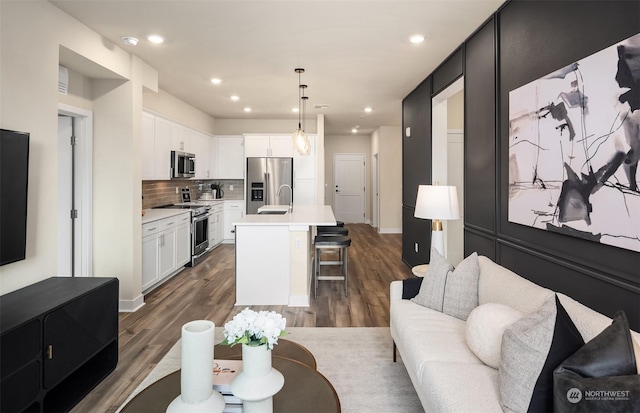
[120,339,340,413]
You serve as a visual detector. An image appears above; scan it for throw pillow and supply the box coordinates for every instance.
[401,277,423,299]
[410,248,452,311]
[553,311,640,412]
[499,295,584,413]
[465,303,524,369]
[442,252,480,320]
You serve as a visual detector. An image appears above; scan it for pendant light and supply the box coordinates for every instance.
[293,68,311,155]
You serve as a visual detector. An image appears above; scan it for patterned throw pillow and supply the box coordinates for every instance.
[499,295,584,413]
[410,248,452,311]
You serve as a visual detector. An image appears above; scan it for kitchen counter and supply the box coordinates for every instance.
[233,205,335,227]
[233,205,336,307]
[142,208,190,224]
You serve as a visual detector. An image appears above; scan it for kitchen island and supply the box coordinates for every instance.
[233,205,336,306]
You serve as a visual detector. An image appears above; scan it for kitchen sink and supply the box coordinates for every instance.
[257,210,288,215]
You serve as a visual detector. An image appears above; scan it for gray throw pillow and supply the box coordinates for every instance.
[499,295,584,413]
[410,248,452,311]
[442,252,479,320]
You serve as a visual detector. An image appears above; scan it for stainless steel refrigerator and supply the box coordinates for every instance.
[246,157,294,214]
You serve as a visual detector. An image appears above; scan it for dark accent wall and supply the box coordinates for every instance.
[402,78,432,266]
[402,0,640,330]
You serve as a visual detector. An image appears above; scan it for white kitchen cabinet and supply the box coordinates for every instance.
[207,203,224,248]
[152,116,172,180]
[223,200,245,243]
[142,110,218,181]
[141,212,190,292]
[293,134,317,205]
[293,179,316,206]
[171,123,190,153]
[176,213,192,266]
[214,136,245,179]
[190,130,211,179]
[245,135,293,158]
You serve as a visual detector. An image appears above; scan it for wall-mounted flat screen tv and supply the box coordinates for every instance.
[0,128,30,266]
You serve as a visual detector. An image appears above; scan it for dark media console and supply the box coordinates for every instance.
[0,277,119,412]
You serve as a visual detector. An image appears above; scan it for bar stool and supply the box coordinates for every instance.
[317,226,349,236]
[314,234,351,298]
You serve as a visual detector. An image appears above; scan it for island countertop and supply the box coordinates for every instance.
[233,205,336,226]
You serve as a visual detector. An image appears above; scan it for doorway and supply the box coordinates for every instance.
[333,153,366,223]
[58,104,93,276]
[372,153,379,228]
[431,77,464,265]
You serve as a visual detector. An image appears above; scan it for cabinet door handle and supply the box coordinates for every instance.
[47,344,53,360]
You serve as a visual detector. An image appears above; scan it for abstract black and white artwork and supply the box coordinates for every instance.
[508,33,640,252]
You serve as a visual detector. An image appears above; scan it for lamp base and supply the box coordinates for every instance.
[431,229,445,257]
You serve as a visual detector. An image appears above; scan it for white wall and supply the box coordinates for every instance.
[0,1,154,310]
[372,126,402,233]
[324,134,372,220]
[143,88,216,134]
[214,118,317,135]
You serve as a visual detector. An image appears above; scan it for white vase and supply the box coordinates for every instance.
[231,344,285,413]
[166,320,225,413]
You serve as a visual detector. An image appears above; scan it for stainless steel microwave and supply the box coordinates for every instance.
[171,151,195,179]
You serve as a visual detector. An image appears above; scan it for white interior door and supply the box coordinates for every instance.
[333,153,365,223]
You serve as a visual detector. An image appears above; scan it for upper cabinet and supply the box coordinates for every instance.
[213,135,245,179]
[171,123,190,153]
[141,113,172,180]
[141,110,214,181]
[190,130,211,179]
[244,135,293,157]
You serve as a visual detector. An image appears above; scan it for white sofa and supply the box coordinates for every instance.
[390,255,640,412]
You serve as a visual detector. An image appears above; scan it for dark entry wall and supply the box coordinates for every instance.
[402,0,640,330]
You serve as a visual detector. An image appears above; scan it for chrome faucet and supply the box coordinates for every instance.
[277,184,293,212]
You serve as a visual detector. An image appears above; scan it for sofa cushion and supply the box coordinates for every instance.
[418,360,502,412]
[442,252,480,320]
[411,248,452,311]
[553,311,640,412]
[477,256,553,314]
[499,295,584,413]
[391,299,483,380]
[465,303,523,369]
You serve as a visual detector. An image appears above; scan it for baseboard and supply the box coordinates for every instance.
[378,227,402,234]
[119,294,145,312]
[288,294,310,307]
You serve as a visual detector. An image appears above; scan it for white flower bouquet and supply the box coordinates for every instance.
[221,308,287,350]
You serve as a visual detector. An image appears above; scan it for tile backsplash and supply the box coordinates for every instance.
[142,179,244,210]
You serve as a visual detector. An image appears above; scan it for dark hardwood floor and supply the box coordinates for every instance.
[71,223,413,412]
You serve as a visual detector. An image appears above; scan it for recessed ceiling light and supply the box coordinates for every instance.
[147,34,164,44]
[292,108,299,113]
[121,36,139,46]
[230,95,240,101]
[409,34,425,44]
[352,128,358,134]
[244,107,252,112]
[364,107,372,113]
[211,78,222,85]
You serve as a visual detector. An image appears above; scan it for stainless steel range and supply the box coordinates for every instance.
[154,189,211,267]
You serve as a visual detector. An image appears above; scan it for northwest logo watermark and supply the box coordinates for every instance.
[566,388,631,403]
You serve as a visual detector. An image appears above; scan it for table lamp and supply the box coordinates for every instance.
[414,183,460,258]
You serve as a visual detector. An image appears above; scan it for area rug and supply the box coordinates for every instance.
[118,327,423,413]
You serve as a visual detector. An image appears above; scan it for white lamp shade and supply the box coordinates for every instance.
[414,185,460,220]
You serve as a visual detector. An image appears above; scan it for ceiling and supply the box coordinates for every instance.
[49,0,505,135]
